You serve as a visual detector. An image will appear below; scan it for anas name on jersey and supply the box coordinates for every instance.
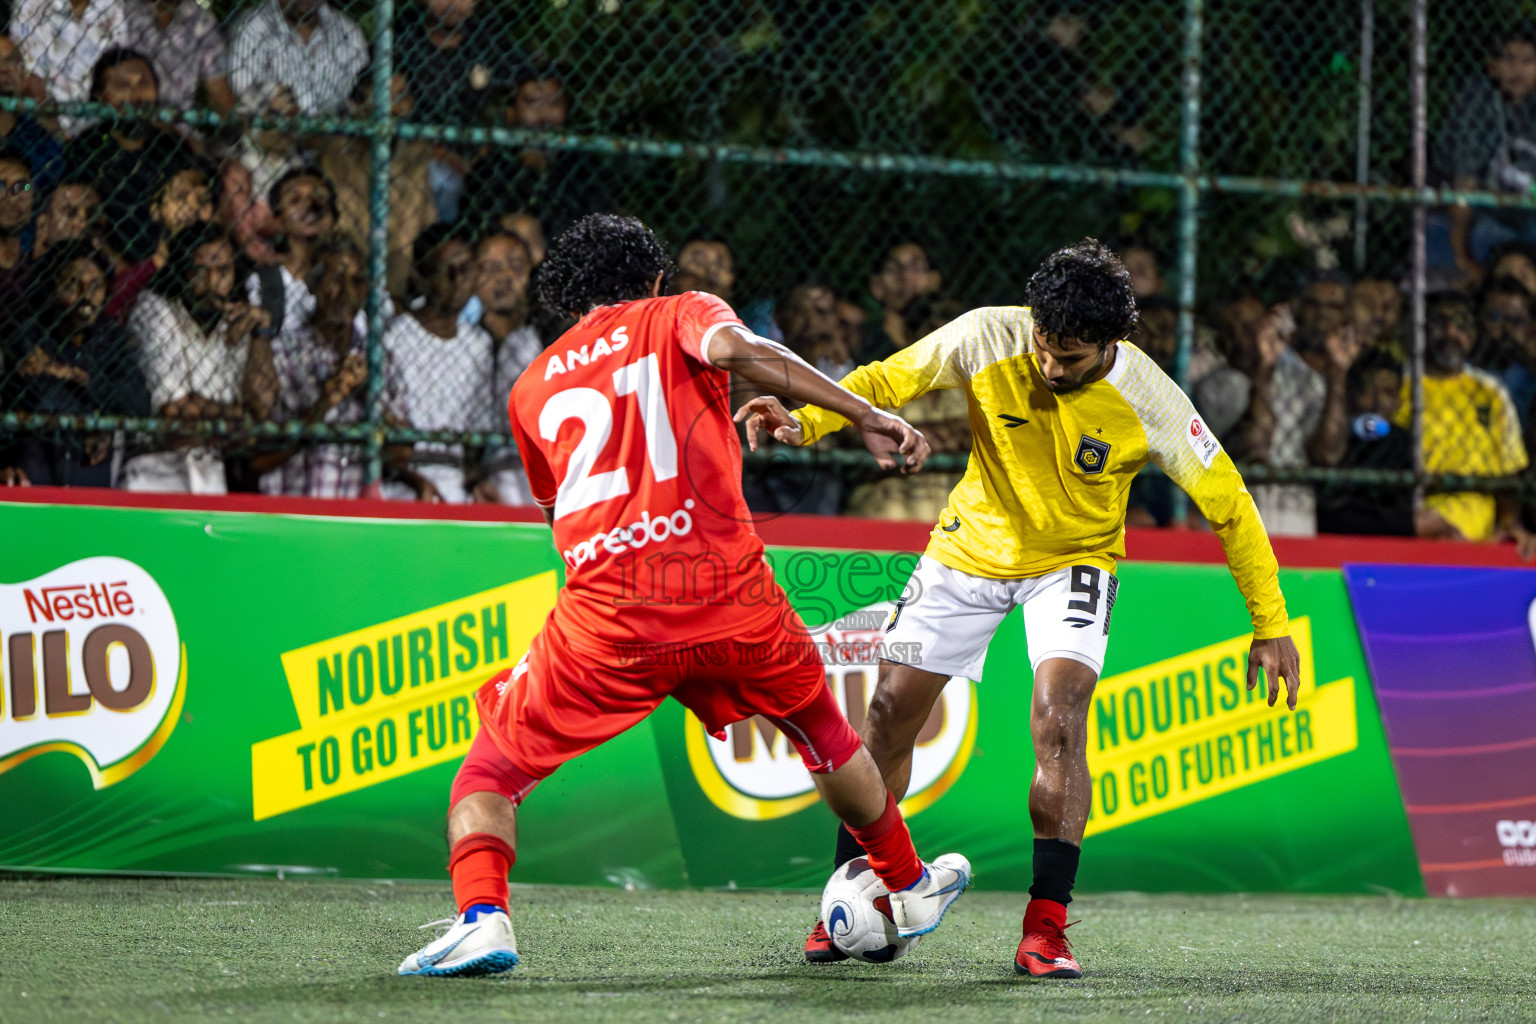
[544,326,631,380]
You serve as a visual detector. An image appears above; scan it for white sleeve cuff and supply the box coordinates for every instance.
[697,321,740,366]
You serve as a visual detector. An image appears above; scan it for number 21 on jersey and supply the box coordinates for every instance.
[537,353,679,520]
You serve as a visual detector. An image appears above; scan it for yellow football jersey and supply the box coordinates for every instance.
[1391,367,1528,541]
[791,306,1289,639]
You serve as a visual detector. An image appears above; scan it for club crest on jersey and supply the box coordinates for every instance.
[1074,435,1111,475]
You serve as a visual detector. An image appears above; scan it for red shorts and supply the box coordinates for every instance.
[473,603,830,783]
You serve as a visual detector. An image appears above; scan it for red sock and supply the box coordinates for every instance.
[846,792,924,892]
[448,833,515,914]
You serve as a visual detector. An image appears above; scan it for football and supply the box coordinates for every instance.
[819,857,922,964]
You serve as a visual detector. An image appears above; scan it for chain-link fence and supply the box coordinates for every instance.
[2,0,1535,539]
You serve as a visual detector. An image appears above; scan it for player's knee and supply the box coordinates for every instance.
[777,687,862,774]
[450,734,541,810]
[1031,701,1089,755]
[865,685,925,747]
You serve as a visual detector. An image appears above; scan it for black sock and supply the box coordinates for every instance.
[833,822,864,869]
[1029,838,1080,906]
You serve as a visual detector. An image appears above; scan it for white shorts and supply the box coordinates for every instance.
[883,556,1117,680]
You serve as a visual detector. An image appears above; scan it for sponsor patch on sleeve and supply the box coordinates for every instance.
[1186,414,1221,468]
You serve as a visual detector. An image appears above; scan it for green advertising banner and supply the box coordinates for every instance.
[0,501,1423,894]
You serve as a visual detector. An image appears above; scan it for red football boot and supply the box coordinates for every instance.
[1015,898,1082,978]
[805,919,850,963]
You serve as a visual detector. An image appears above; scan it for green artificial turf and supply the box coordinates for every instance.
[1,876,1532,1024]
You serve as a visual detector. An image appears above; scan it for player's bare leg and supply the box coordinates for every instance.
[1017,656,1098,979]
[825,659,948,872]
[792,678,968,958]
[447,791,518,848]
[807,660,953,961]
[399,753,525,976]
[862,661,952,799]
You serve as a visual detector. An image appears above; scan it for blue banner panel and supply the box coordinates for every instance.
[1345,565,1536,896]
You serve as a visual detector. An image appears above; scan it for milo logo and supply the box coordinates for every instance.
[0,557,184,787]
[686,602,977,820]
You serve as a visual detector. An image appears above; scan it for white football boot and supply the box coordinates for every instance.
[889,853,972,939]
[398,907,519,977]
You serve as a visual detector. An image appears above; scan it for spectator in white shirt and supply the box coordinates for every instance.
[10,0,127,135]
[122,226,272,493]
[228,0,367,117]
[473,229,543,505]
[245,165,338,334]
[121,0,234,112]
[254,234,417,498]
[383,223,495,503]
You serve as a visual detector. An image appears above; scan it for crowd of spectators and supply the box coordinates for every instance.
[0,0,585,500]
[0,1,1533,550]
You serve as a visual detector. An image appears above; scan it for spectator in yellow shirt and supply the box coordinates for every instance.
[1396,292,1533,550]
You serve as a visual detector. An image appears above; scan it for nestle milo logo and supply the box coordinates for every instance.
[1,557,184,787]
[686,602,977,820]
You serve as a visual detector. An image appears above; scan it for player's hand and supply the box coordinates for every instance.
[734,395,803,449]
[854,407,930,475]
[1248,635,1302,710]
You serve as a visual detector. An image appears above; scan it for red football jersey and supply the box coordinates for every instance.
[507,292,783,648]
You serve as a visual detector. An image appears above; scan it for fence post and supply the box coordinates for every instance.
[1354,0,1375,272]
[1174,0,1204,395]
[364,0,396,490]
[1409,0,1427,497]
[1172,0,1205,524]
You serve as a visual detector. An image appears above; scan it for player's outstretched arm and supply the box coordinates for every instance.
[711,327,930,474]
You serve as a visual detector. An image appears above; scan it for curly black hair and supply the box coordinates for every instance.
[1024,238,1139,348]
[537,213,673,315]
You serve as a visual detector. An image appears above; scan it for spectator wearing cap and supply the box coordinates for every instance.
[122,226,271,493]
[61,48,191,265]
[228,0,366,117]
[0,34,61,194]
[9,240,148,486]
[9,0,127,136]
[1398,291,1533,551]
[122,0,234,113]
[382,224,495,503]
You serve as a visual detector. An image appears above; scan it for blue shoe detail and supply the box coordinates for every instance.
[462,903,507,923]
[898,867,971,938]
[402,949,520,978]
[928,874,967,897]
[417,931,473,967]
[900,867,929,892]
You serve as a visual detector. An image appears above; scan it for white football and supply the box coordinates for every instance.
[819,857,922,964]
